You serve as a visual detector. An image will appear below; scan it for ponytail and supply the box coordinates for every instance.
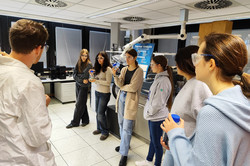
[135,60,138,67]
[233,73,250,98]
[166,66,174,110]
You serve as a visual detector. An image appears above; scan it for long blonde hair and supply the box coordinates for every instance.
[77,49,90,73]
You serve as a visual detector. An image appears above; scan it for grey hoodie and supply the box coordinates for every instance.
[163,85,250,166]
[144,70,172,121]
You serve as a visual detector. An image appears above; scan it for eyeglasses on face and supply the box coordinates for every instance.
[191,53,219,66]
[97,57,104,60]
[125,56,134,60]
[81,54,88,57]
[44,44,49,52]
[150,63,156,67]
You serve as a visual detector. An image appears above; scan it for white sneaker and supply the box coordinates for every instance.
[135,160,154,166]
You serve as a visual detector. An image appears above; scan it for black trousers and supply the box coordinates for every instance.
[71,84,89,126]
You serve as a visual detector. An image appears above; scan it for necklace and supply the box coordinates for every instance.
[214,85,234,95]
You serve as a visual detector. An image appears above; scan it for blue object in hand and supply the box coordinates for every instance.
[112,62,120,69]
[163,114,180,145]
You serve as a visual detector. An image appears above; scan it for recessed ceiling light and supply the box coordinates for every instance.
[194,0,232,10]
[123,16,146,22]
[35,0,67,8]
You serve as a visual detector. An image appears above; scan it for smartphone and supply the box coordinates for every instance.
[163,132,168,145]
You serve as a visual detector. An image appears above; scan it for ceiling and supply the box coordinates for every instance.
[0,0,250,30]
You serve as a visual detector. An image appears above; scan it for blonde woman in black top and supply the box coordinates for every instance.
[66,49,92,128]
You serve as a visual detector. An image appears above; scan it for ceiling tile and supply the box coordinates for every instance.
[156,16,180,23]
[15,0,30,2]
[105,12,129,19]
[66,4,100,14]
[54,10,86,18]
[138,11,170,20]
[141,0,179,10]
[21,4,60,14]
[79,0,122,9]
[64,0,83,3]
[0,7,20,12]
[0,0,25,9]
[113,0,132,3]
[189,11,214,20]
[235,0,250,5]
[171,0,201,5]
[120,7,151,15]
[207,6,250,15]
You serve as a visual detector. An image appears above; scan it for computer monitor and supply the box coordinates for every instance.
[31,62,44,75]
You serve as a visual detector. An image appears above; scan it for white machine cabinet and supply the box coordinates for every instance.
[54,82,76,103]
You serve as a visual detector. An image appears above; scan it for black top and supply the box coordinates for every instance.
[124,67,137,85]
[73,63,92,87]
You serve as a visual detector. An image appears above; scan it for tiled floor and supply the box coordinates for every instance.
[48,97,151,166]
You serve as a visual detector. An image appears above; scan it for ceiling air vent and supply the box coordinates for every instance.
[194,0,232,10]
[35,0,67,8]
[123,16,146,22]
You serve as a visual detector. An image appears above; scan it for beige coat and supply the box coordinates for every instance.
[114,66,143,120]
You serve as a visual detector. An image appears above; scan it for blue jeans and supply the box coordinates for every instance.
[95,91,110,135]
[147,120,164,166]
[118,91,134,156]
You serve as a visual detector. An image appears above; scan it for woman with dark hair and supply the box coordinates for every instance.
[112,48,144,166]
[89,51,112,141]
[169,45,212,137]
[161,33,250,166]
[135,55,174,166]
[66,48,92,129]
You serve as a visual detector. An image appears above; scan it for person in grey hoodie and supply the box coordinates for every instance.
[161,33,250,166]
[135,55,174,166]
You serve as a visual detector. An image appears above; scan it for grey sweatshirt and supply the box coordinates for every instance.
[143,70,172,121]
[171,77,212,137]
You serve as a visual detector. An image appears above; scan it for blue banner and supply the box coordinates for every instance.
[133,43,155,78]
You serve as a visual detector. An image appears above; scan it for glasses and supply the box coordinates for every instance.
[81,54,88,57]
[125,56,134,60]
[191,53,219,66]
[150,63,156,67]
[97,57,104,60]
[44,44,49,52]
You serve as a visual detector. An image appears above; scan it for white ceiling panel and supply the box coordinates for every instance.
[19,9,52,17]
[158,6,183,16]
[120,7,151,15]
[0,0,25,9]
[0,0,249,30]
[64,0,83,3]
[234,0,250,5]
[15,0,30,2]
[66,4,100,14]
[138,11,170,20]
[21,4,61,14]
[54,10,86,18]
[106,13,129,19]
[113,0,132,3]
[171,0,200,5]
[79,0,122,9]
[207,6,250,16]
[141,0,179,10]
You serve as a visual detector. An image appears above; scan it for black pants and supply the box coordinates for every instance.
[71,84,89,126]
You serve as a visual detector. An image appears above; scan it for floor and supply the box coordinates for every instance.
[48,97,152,166]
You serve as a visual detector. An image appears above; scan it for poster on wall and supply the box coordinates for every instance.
[133,43,155,78]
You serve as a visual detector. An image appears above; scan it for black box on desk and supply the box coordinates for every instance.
[56,66,66,79]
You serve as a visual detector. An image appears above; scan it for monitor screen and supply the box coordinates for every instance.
[31,62,44,74]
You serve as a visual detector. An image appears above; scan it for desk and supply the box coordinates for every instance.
[42,77,76,103]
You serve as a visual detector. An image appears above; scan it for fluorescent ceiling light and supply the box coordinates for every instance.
[87,0,159,19]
